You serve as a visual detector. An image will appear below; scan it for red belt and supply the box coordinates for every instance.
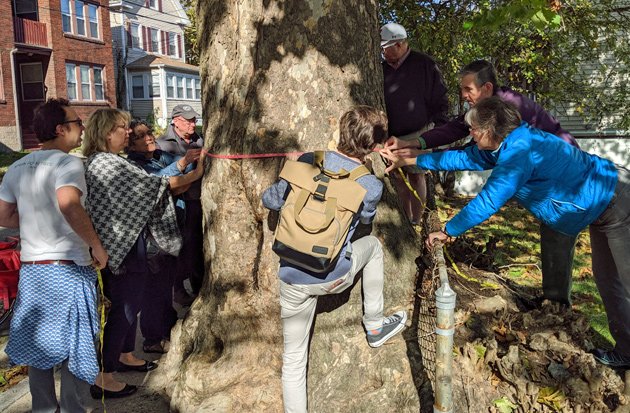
[22,260,76,266]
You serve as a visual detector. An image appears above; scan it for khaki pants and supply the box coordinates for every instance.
[279,236,385,413]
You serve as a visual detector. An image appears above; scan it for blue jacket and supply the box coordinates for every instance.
[417,123,617,236]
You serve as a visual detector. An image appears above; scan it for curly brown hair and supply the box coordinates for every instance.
[337,106,388,159]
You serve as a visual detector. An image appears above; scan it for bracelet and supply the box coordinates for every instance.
[416,136,427,150]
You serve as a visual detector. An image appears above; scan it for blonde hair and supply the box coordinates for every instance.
[82,108,131,157]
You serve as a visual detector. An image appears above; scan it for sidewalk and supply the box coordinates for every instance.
[0,320,171,413]
[0,225,172,412]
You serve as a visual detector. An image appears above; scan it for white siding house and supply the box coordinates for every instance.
[109,0,201,126]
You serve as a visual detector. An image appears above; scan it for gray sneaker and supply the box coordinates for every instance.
[367,311,407,348]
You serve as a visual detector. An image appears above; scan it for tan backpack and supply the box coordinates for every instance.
[272,151,370,274]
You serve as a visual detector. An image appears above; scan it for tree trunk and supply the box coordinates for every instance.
[151,1,427,411]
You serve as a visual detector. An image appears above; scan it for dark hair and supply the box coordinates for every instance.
[32,98,71,143]
[126,119,154,153]
[128,119,152,141]
[464,96,522,143]
[460,59,498,90]
[337,106,388,159]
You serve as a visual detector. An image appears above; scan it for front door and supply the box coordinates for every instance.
[18,62,46,133]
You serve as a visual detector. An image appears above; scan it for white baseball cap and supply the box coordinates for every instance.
[380,23,407,48]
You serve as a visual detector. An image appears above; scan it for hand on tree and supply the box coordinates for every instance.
[184,149,202,165]
[384,136,414,151]
[425,230,452,249]
[379,148,417,173]
[191,150,206,179]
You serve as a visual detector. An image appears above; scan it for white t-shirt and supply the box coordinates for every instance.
[0,150,92,265]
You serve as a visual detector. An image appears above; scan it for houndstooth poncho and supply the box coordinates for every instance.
[85,152,182,273]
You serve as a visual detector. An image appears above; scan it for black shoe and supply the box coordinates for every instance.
[117,360,158,372]
[90,384,137,399]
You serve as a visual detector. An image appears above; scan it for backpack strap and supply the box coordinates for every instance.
[313,151,371,181]
[348,164,370,181]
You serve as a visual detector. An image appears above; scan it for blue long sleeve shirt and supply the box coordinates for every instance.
[417,123,616,236]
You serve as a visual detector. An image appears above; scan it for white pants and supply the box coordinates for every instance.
[279,235,385,413]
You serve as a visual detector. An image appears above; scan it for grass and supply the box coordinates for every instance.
[0,152,29,183]
[436,194,613,346]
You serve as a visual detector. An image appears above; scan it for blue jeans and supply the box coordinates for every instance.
[589,165,630,357]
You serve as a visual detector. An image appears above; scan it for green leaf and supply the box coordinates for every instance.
[492,396,518,413]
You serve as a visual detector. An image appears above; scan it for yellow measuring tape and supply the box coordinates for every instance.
[96,268,107,411]
[397,167,427,209]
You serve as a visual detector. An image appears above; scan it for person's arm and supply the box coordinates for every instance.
[380,145,494,174]
[168,153,204,195]
[420,115,471,149]
[444,142,534,237]
[57,186,108,269]
[0,200,19,228]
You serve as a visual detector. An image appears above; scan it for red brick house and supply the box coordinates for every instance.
[0,0,116,151]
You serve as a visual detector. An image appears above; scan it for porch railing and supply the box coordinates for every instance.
[14,17,48,48]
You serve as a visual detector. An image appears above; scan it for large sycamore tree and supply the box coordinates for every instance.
[152,1,427,412]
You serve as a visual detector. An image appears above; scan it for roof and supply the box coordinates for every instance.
[126,55,199,73]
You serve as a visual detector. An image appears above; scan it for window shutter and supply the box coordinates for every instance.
[145,0,149,6]
[161,31,167,55]
[178,34,183,59]
[158,0,163,12]
[127,27,132,47]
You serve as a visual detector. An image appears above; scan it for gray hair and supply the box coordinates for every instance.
[464,96,522,142]
[460,59,498,90]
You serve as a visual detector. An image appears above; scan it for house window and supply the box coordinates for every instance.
[148,0,158,10]
[66,64,77,100]
[132,75,145,99]
[168,33,177,56]
[186,78,194,99]
[80,65,91,100]
[94,67,104,100]
[176,77,184,98]
[150,74,161,98]
[20,63,45,101]
[195,79,201,99]
[61,0,72,32]
[167,76,174,98]
[62,0,101,39]
[130,24,141,49]
[88,4,99,38]
[66,62,105,101]
[75,1,85,36]
[15,0,38,20]
[150,29,159,53]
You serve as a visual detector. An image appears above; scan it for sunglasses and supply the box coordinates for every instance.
[61,118,83,127]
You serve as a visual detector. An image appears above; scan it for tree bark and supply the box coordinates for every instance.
[151,1,427,411]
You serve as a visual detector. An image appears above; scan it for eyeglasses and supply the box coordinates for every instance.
[61,119,83,127]
[380,42,398,52]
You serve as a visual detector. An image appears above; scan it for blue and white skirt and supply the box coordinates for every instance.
[5,264,99,384]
